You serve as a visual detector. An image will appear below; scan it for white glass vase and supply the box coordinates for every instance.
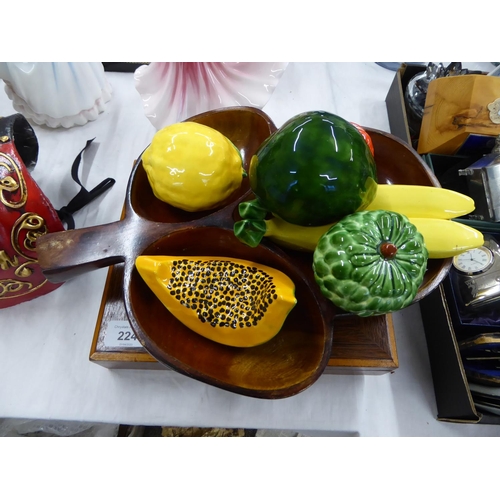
[0,62,113,129]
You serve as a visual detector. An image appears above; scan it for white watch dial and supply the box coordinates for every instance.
[452,246,494,274]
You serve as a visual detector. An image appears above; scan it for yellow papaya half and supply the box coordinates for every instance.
[135,255,297,348]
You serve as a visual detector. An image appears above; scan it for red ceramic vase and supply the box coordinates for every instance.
[0,114,64,308]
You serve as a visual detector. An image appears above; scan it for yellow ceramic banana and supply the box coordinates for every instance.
[264,218,329,252]
[244,184,480,257]
[364,184,475,219]
[264,216,484,259]
[408,218,484,258]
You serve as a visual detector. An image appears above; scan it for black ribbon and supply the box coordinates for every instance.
[57,138,115,230]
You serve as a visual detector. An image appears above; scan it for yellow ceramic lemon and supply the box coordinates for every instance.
[142,122,245,212]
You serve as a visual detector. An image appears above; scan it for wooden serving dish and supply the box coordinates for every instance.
[36,106,451,399]
[88,260,398,375]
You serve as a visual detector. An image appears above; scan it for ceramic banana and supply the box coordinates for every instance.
[261,184,483,258]
[364,184,475,219]
[264,217,483,258]
[408,218,484,259]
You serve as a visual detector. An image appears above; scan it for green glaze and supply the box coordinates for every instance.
[238,199,268,220]
[234,199,268,247]
[233,219,267,247]
[249,111,378,227]
[313,210,428,317]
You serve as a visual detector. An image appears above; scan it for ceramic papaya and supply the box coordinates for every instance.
[135,255,297,347]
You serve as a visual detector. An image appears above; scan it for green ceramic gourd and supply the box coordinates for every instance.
[313,210,428,317]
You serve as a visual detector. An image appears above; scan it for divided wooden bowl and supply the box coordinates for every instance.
[37,107,451,398]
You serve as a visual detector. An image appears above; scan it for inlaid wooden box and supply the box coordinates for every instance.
[90,263,398,375]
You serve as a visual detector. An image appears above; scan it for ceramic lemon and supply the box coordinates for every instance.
[142,122,245,212]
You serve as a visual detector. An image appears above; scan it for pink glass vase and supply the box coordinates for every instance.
[134,62,288,130]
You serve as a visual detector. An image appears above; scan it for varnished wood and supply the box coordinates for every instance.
[90,264,398,374]
[38,107,449,398]
[40,107,332,399]
[37,106,277,282]
[125,226,334,398]
[417,74,500,155]
[324,314,398,373]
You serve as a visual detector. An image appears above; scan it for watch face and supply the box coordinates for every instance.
[452,246,494,274]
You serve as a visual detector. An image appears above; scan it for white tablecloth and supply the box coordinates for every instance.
[1,62,499,436]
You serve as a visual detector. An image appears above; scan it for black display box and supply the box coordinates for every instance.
[386,65,500,424]
[420,283,500,424]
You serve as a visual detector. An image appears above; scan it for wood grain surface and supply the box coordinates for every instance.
[418,75,500,154]
[37,108,446,397]
[90,262,398,374]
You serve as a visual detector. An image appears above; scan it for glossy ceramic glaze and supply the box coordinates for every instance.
[37,107,335,399]
[363,126,452,300]
[141,122,244,211]
[313,210,428,317]
[134,254,297,347]
[0,63,112,128]
[0,114,64,308]
[134,62,288,129]
[249,111,378,226]
[36,108,451,397]
[128,227,330,396]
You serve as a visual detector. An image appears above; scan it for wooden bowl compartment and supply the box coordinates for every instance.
[127,226,331,397]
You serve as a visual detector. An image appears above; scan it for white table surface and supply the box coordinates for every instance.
[1,62,499,437]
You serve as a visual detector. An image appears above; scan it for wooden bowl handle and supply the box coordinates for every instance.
[36,220,132,283]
